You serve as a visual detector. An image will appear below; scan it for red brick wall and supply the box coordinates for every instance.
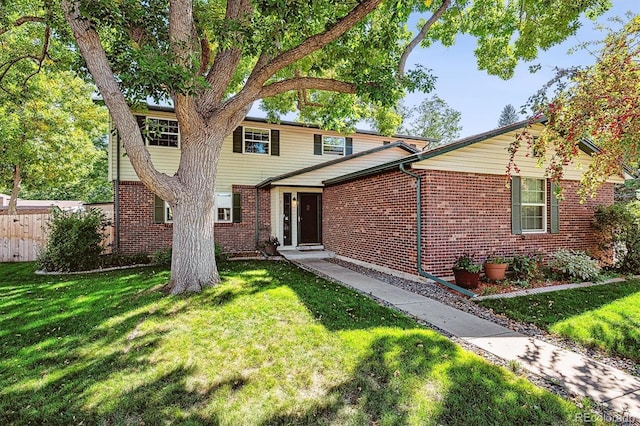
[324,169,614,278]
[116,181,270,254]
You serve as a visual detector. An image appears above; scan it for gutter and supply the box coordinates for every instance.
[398,162,477,298]
[255,187,259,249]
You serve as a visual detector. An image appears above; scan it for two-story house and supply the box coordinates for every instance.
[109,106,432,255]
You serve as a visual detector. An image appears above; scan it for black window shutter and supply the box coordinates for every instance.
[270,129,280,156]
[314,134,322,155]
[153,195,165,223]
[511,176,522,235]
[345,137,353,155]
[233,126,243,153]
[550,181,560,234]
[232,193,242,223]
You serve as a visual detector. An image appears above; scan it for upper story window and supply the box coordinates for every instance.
[137,116,180,148]
[323,136,345,155]
[244,127,270,154]
[520,178,546,232]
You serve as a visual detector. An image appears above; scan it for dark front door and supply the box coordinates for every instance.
[298,193,322,244]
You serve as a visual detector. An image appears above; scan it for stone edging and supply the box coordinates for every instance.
[35,263,156,275]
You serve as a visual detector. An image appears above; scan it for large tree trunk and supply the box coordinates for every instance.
[8,164,21,215]
[165,129,223,294]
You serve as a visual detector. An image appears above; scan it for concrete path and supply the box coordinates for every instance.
[295,258,640,419]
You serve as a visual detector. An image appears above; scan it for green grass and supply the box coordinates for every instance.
[0,261,602,425]
[479,279,640,362]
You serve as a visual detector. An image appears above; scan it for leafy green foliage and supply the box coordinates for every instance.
[521,14,639,197]
[0,70,108,203]
[548,249,601,282]
[510,253,542,283]
[0,261,597,424]
[398,95,462,145]
[453,253,482,273]
[593,201,640,273]
[37,207,110,272]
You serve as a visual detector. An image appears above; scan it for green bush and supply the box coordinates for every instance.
[548,249,600,282]
[151,248,172,266]
[510,253,542,282]
[593,202,640,274]
[38,208,110,272]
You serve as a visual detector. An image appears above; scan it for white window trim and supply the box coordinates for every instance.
[164,201,173,223]
[322,135,345,156]
[215,193,233,223]
[521,177,547,233]
[243,127,271,155]
[142,116,180,149]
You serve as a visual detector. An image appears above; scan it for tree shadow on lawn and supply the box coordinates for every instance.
[0,261,585,425]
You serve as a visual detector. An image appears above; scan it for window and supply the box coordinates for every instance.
[520,178,545,232]
[244,127,270,154]
[323,136,345,155]
[216,193,232,222]
[154,195,173,223]
[138,116,180,148]
[511,177,559,235]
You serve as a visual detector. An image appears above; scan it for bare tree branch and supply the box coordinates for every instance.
[259,77,357,99]
[61,0,177,201]
[0,15,46,36]
[398,0,451,77]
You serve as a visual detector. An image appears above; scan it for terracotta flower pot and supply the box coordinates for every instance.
[452,268,480,289]
[484,263,508,281]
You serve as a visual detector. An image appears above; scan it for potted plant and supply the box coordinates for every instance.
[452,253,482,289]
[484,254,509,281]
[260,236,280,256]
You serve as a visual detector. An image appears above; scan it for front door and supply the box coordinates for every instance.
[298,193,322,244]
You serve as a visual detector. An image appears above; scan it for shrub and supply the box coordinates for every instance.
[548,249,600,282]
[38,208,110,272]
[593,202,640,274]
[510,253,542,282]
[152,248,172,266]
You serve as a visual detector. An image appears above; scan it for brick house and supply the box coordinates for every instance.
[322,120,625,279]
[110,106,431,254]
[111,108,625,281]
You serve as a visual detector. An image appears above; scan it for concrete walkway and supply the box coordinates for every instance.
[295,258,640,419]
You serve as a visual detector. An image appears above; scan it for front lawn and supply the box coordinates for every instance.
[478,279,640,362]
[0,261,600,425]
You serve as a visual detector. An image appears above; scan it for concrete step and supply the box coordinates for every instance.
[279,249,334,260]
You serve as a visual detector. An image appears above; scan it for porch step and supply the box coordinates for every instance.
[296,245,325,251]
[278,249,335,260]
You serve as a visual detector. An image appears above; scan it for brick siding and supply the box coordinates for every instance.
[324,169,613,278]
[116,181,270,254]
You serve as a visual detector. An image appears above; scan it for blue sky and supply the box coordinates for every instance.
[249,2,638,138]
[403,1,638,137]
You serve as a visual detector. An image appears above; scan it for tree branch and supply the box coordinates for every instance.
[248,0,383,88]
[62,0,177,201]
[258,77,357,99]
[398,0,451,77]
[0,16,46,36]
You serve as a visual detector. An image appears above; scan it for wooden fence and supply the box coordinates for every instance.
[0,212,114,263]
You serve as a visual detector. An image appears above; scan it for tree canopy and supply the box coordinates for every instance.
[399,95,462,145]
[515,14,639,199]
[497,104,519,127]
[1,0,614,292]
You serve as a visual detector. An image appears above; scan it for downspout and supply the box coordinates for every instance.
[399,163,477,298]
[254,187,259,250]
[114,129,121,253]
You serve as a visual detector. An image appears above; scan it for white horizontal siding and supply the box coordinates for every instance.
[412,124,624,183]
[273,146,410,187]
[109,115,426,192]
